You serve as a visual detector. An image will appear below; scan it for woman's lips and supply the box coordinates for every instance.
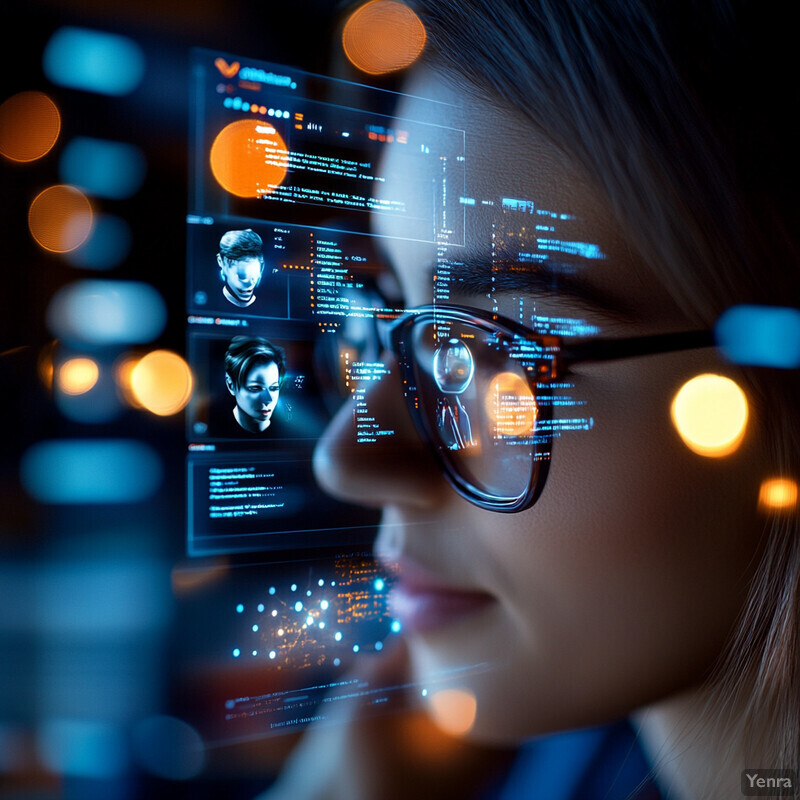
[386,559,495,633]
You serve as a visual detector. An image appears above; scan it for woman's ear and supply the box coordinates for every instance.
[217,253,226,282]
[225,375,235,396]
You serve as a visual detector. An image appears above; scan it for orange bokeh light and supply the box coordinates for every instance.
[28,185,93,253]
[428,689,477,737]
[57,357,99,395]
[209,119,289,198]
[342,0,426,75]
[758,478,798,512]
[130,350,193,416]
[0,91,61,162]
[485,371,537,437]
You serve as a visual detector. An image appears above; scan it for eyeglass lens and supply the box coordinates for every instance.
[404,316,548,504]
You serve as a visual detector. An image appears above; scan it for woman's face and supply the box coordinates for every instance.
[314,66,767,741]
[230,361,280,431]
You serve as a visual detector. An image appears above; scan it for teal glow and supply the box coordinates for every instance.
[716,305,800,368]
[63,214,132,270]
[43,27,144,96]
[21,439,162,504]
[60,137,146,199]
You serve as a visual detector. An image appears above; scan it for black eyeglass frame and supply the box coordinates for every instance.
[383,304,715,513]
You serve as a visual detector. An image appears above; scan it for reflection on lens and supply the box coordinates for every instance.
[485,371,537,437]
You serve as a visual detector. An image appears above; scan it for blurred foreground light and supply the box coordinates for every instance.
[130,350,193,415]
[758,477,798,512]
[63,213,132,270]
[47,280,166,345]
[171,558,229,596]
[671,374,748,457]
[0,91,61,162]
[342,0,426,74]
[132,716,205,780]
[38,719,127,779]
[716,305,800,369]
[29,185,93,253]
[43,27,144,96]
[20,439,162,504]
[56,357,99,395]
[60,137,146,199]
[427,688,477,737]
[210,119,289,198]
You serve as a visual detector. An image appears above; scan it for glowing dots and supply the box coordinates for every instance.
[318,579,324,586]
[342,0,426,75]
[269,586,276,595]
[758,478,798,512]
[43,27,145,96]
[716,305,800,369]
[353,644,360,653]
[257,603,265,613]
[277,628,284,636]
[421,689,428,697]
[320,600,329,610]
[48,280,166,345]
[56,357,99,396]
[0,91,61,162]
[428,689,477,737]
[306,590,312,597]
[60,137,146,199]
[129,350,193,416]
[318,621,325,629]
[252,624,259,632]
[333,658,341,666]
[252,650,258,657]
[271,609,277,617]
[375,641,383,651]
[233,649,240,657]
[290,584,297,592]
[20,439,162,504]
[486,371,537,437]
[29,185,93,253]
[294,601,303,612]
[334,631,343,642]
[306,615,314,626]
[269,650,277,660]
[209,119,288,198]
[671,374,748,457]
[236,604,244,613]
[374,578,385,592]
[390,620,401,633]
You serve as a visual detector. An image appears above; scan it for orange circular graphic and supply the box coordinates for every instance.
[486,371,538,437]
[342,0,426,75]
[209,119,289,198]
[28,185,93,253]
[0,91,61,162]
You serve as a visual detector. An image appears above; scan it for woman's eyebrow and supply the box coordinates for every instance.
[444,250,635,320]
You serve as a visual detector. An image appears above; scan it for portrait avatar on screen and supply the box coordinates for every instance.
[218,228,265,308]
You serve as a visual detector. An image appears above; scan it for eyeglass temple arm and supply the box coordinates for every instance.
[559,329,716,368]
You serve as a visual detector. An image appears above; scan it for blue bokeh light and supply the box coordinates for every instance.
[131,716,205,780]
[47,280,166,345]
[20,439,162,504]
[716,305,800,368]
[43,27,145,96]
[63,214,132,270]
[38,718,127,779]
[60,137,146,199]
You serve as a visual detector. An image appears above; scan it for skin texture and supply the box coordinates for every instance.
[312,66,768,744]
[227,361,280,432]
[218,254,264,305]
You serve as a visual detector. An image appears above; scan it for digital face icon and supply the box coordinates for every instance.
[433,338,475,395]
[227,360,281,432]
[218,254,264,307]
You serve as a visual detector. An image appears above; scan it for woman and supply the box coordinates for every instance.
[263,1,799,797]
[225,336,286,433]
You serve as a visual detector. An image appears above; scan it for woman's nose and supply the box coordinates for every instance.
[313,355,447,509]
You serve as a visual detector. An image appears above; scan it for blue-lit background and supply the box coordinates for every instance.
[0,3,391,798]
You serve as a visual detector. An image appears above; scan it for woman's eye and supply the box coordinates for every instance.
[246,385,264,392]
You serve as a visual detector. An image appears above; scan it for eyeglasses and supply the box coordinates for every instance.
[382,304,714,513]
